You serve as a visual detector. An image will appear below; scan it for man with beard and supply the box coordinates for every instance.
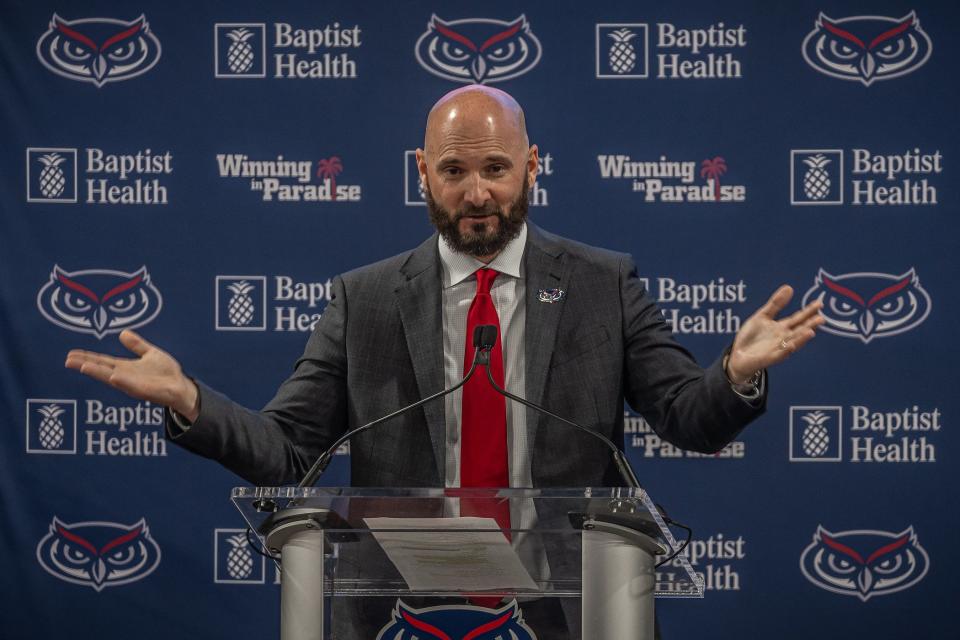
[65,85,823,637]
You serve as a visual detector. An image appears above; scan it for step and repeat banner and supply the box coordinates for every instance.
[1,0,956,638]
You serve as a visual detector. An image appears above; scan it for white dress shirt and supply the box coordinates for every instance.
[438,223,529,488]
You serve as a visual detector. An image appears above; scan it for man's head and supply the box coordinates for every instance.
[416,85,539,261]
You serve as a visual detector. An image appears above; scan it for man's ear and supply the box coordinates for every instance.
[415,148,428,185]
[527,144,540,186]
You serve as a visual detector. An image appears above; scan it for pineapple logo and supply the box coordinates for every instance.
[26,147,77,203]
[607,28,638,74]
[802,154,832,201]
[26,399,76,454]
[790,406,842,461]
[216,276,266,331]
[225,533,254,580]
[791,149,843,205]
[36,404,67,449]
[215,528,265,583]
[800,411,831,457]
[227,281,255,327]
[214,23,265,78]
[38,154,67,198]
[596,24,648,78]
[225,28,255,74]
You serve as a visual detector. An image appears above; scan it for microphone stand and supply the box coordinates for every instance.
[297,346,483,489]
[474,331,641,489]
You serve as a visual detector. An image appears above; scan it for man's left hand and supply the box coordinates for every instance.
[726,285,825,384]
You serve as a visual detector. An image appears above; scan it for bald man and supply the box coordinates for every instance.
[66,86,822,637]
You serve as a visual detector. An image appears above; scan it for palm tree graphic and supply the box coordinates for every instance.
[700,157,727,202]
[317,156,343,201]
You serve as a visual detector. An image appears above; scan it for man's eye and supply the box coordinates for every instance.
[442,167,462,176]
[488,165,505,174]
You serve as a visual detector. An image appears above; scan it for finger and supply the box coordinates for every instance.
[796,313,826,333]
[77,361,120,386]
[787,328,817,352]
[760,285,794,318]
[65,351,127,370]
[119,329,152,357]
[783,299,823,329]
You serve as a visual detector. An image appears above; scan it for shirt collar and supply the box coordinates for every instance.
[438,222,527,288]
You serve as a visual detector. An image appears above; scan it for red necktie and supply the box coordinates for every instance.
[460,268,509,491]
[459,268,510,608]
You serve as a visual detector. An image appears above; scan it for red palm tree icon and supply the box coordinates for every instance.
[700,157,727,202]
[317,156,343,201]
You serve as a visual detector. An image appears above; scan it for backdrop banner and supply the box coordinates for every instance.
[1,1,955,637]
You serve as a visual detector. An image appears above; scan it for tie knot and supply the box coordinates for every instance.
[474,268,498,294]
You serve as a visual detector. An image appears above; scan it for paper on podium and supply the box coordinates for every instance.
[364,517,539,592]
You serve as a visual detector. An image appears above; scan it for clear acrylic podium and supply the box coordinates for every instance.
[233,486,704,640]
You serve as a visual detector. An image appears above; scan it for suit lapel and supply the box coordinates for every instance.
[524,224,569,435]
[395,234,447,480]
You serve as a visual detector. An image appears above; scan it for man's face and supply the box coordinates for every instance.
[417,94,538,260]
[424,172,529,258]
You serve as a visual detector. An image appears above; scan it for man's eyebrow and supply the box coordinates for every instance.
[435,153,513,168]
[484,154,513,164]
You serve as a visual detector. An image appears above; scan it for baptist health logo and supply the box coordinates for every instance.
[596,22,746,79]
[26,148,78,203]
[790,406,843,461]
[26,399,78,454]
[216,276,267,331]
[792,148,940,206]
[215,529,265,584]
[214,24,266,77]
[216,275,333,332]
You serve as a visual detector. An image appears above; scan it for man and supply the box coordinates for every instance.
[66,86,823,637]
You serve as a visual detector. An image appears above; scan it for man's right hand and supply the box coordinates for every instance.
[65,329,200,422]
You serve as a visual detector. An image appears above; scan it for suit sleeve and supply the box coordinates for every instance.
[620,257,766,453]
[165,276,350,485]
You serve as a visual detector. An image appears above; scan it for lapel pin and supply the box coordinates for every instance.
[537,288,565,303]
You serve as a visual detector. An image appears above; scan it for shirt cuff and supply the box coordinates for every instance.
[729,369,766,403]
[169,408,192,432]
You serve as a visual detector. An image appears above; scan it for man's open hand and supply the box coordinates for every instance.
[65,330,199,421]
[726,285,825,384]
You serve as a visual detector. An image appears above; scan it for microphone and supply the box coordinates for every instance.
[294,326,489,489]
[474,324,642,489]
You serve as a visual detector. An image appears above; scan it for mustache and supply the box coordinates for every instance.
[454,203,502,219]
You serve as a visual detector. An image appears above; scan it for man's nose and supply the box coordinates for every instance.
[463,174,491,207]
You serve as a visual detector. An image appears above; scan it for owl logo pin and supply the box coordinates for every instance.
[537,288,565,303]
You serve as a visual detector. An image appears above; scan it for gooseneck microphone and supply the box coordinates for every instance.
[476,324,642,489]
[296,326,489,489]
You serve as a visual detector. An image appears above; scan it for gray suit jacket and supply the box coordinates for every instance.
[171,223,764,487]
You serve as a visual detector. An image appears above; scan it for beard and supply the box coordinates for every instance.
[424,174,529,258]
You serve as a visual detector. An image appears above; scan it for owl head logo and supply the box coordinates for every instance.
[415,15,542,84]
[37,265,163,339]
[36,517,162,591]
[376,599,538,640]
[800,526,929,601]
[36,14,162,87]
[802,12,932,86]
[801,269,931,343]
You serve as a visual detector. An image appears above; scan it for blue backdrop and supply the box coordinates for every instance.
[1,0,956,637]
